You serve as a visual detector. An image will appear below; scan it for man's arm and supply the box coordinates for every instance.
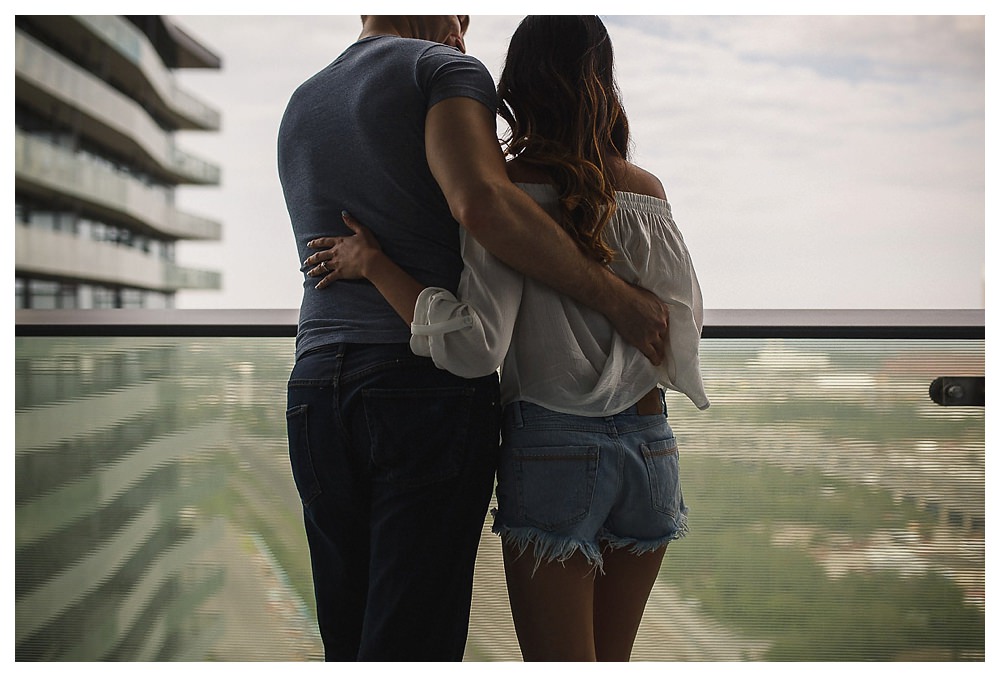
[425,96,669,364]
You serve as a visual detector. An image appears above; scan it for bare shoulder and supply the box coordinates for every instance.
[504,158,551,184]
[611,160,667,200]
[505,156,667,199]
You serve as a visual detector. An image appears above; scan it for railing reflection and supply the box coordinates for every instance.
[14,310,985,661]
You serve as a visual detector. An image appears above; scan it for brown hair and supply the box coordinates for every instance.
[498,15,631,264]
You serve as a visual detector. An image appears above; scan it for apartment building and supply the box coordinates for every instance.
[14,15,223,309]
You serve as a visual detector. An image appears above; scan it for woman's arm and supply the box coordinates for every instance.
[304,212,424,324]
[303,211,522,377]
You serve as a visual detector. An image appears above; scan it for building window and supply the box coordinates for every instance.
[22,279,81,309]
[15,275,177,310]
[31,210,59,232]
[28,279,60,309]
[161,241,176,262]
[58,284,77,309]
[77,284,95,310]
[92,286,118,309]
[16,278,26,309]
[144,290,172,309]
[120,288,144,309]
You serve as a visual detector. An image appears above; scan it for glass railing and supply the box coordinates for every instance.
[14,310,985,661]
[15,131,222,242]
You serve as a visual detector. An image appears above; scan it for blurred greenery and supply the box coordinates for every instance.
[15,336,984,661]
[667,451,983,660]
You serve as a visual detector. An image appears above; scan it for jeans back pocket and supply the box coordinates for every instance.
[641,438,681,517]
[362,385,474,488]
[509,445,599,531]
[285,403,323,506]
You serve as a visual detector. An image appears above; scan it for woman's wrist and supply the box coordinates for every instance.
[361,249,390,280]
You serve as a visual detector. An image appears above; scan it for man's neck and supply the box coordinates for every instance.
[359,16,409,41]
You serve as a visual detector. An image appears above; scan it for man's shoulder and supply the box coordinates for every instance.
[370,35,485,62]
[352,37,490,82]
[415,41,488,68]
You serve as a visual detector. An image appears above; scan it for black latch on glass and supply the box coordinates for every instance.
[929,376,985,407]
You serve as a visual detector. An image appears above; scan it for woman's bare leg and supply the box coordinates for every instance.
[592,545,667,661]
[502,542,598,661]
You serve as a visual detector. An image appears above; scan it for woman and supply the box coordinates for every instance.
[303,15,709,661]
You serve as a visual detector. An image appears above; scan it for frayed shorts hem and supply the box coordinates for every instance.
[599,512,689,557]
[491,510,689,577]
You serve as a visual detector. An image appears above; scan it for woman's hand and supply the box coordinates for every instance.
[302,211,383,289]
[302,210,426,324]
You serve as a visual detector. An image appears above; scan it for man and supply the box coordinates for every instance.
[277,15,668,661]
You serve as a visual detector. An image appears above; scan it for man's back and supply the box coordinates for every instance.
[277,35,496,357]
[279,19,504,661]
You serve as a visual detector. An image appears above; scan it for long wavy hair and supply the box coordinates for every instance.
[498,15,631,264]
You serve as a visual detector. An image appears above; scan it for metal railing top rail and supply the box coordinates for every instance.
[14,308,985,340]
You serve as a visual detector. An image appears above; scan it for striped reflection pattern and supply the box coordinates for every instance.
[14,337,984,661]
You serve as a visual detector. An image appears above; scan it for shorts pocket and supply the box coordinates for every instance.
[363,385,473,487]
[510,445,599,531]
[285,403,322,506]
[642,437,681,517]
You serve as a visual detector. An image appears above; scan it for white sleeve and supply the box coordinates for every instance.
[617,210,710,410]
[409,231,523,378]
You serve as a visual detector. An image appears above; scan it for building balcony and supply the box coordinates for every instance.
[77,15,221,131]
[15,131,222,242]
[82,15,222,131]
[20,15,220,132]
[15,224,220,293]
[14,310,985,661]
[16,30,220,186]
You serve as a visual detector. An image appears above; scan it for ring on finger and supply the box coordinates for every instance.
[320,261,328,272]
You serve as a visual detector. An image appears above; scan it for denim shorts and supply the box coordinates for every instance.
[492,392,688,573]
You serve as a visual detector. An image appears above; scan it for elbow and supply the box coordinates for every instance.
[477,348,506,378]
[448,182,505,238]
[454,362,502,380]
[459,356,504,379]
[441,338,506,379]
[430,348,502,380]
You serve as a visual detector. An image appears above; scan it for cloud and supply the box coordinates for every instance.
[171,15,984,310]
[603,16,983,308]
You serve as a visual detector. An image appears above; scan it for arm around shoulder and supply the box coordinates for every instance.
[425,98,668,364]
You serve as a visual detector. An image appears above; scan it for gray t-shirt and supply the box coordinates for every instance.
[277,35,497,358]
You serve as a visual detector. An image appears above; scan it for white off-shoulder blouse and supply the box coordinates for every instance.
[409,183,710,415]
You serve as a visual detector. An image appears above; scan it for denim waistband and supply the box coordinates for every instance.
[503,390,667,436]
[290,342,417,386]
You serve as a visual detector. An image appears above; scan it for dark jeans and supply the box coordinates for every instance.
[285,343,500,661]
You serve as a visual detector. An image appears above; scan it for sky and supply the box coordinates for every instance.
[153,4,988,311]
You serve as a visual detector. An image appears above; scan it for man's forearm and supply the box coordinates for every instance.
[425,96,668,363]
[458,179,668,365]
[457,180,626,319]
